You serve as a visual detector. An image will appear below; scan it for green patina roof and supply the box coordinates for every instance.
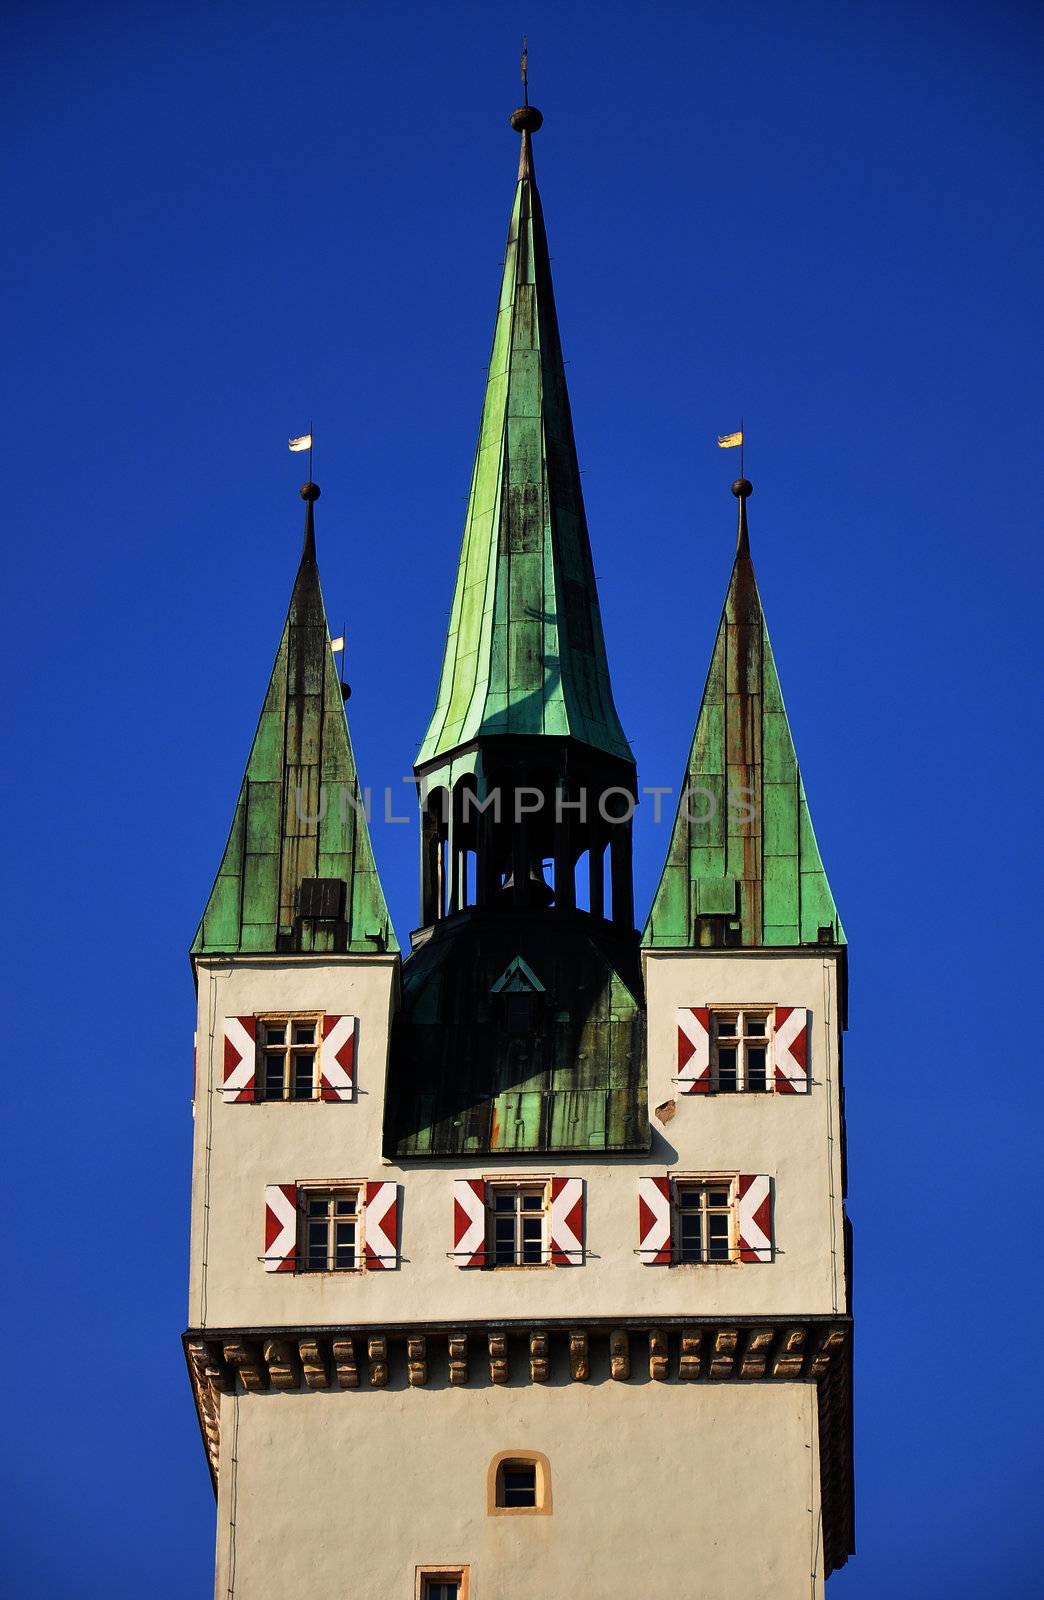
[417,122,633,768]
[643,491,844,949]
[192,494,397,958]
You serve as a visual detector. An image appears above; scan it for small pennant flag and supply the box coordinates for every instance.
[289,433,312,453]
[330,635,345,654]
[717,430,743,449]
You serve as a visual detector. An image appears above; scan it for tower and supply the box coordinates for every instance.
[185,102,854,1600]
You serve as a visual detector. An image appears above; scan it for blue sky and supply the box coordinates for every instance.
[3,2,1042,1594]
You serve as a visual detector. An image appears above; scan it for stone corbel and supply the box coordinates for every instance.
[648,1329,669,1381]
[488,1333,509,1384]
[568,1329,589,1381]
[222,1339,268,1392]
[610,1329,630,1381]
[529,1331,550,1382]
[448,1332,468,1386]
[332,1338,358,1389]
[679,1329,702,1380]
[710,1329,738,1379]
[298,1339,331,1390]
[407,1336,428,1387]
[367,1335,389,1387]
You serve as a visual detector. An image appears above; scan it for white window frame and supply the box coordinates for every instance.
[673,1176,737,1265]
[486,1178,550,1269]
[709,1007,772,1093]
[299,1183,362,1272]
[256,1012,323,1102]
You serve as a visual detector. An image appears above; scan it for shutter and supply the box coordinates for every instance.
[320,1015,357,1101]
[222,1017,257,1103]
[264,1183,298,1272]
[363,1181,398,1269]
[637,1176,673,1265]
[549,1176,584,1266]
[773,1007,810,1093]
[453,1178,487,1267]
[676,1007,710,1093]
[736,1174,773,1262]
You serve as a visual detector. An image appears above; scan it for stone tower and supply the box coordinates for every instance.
[185,101,854,1600]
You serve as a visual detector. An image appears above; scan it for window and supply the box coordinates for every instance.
[501,1462,537,1506]
[676,1180,734,1264]
[711,1009,769,1092]
[416,1569,468,1600]
[487,1450,553,1515]
[490,1182,547,1267]
[258,1015,321,1101]
[301,1187,360,1272]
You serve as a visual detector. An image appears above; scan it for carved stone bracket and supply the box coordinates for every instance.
[772,1328,807,1377]
[298,1339,331,1390]
[679,1328,702,1380]
[448,1332,468,1386]
[648,1329,669,1381]
[710,1329,738,1379]
[568,1329,589,1381]
[222,1339,268,1393]
[529,1331,550,1383]
[488,1332,509,1384]
[740,1328,774,1379]
[407,1336,428,1387]
[332,1338,358,1389]
[263,1339,301,1391]
[609,1329,630,1381]
[367,1335,388,1387]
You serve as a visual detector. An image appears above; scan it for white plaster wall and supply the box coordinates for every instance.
[212,1379,825,1600]
[189,948,845,1329]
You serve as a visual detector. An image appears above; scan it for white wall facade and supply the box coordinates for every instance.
[190,948,846,1329]
[211,1378,825,1600]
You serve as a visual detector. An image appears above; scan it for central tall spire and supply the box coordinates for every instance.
[417,102,632,766]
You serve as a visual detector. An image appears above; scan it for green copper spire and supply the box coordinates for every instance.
[643,480,844,949]
[416,105,633,767]
[192,484,397,957]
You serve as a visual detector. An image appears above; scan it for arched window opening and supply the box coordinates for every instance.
[487,1450,553,1516]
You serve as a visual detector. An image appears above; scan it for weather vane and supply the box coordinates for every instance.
[521,34,529,106]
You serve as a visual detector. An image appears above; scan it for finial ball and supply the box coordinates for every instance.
[731,478,753,499]
[300,482,321,502]
[510,105,543,133]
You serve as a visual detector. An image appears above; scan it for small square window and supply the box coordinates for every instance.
[487,1182,548,1267]
[256,1014,321,1102]
[502,1464,537,1507]
[675,1180,735,1264]
[710,1010,772,1093]
[299,1186,360,1272]
[417,1567,468,1600]
[489,1451,552,1515]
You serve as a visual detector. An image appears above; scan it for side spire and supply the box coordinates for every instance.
[643,480,843,949]
[417,101,632,767]
[192,484,397,957]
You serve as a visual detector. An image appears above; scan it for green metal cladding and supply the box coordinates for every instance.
[643,495,844,950]
[192,498,397,957]
[416,130,633,768]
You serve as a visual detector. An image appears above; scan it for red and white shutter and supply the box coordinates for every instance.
[549,1177,584,1266]
[363,1181,398,1269]
[453,1178,487,1267]
[773,1007,810,1093]
[320,1015,357,1101]
[264,1183,298,1272]
[222,1016,256,1103]
[736,1174,773,1262]
[676,1007,711,1093]
[638,1176,673,1265]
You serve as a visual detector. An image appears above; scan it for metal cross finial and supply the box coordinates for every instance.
[521,34,529,106]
